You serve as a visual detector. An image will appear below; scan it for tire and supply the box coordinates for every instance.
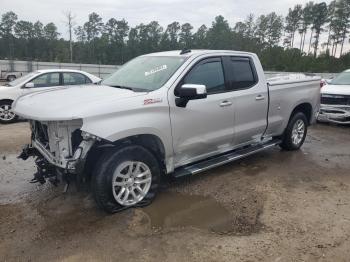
[0,100,18,124]
[280,112,308,151]
[92,145,161,213]
[7,75,16,82]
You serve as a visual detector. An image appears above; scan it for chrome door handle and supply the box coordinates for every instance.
[255,95,265,101]
[219,101,232,107]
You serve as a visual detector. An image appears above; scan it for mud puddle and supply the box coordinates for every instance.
[144,192,232,232]
[129,191,262,235]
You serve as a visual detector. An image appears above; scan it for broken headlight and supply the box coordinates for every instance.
[81,131,101,141]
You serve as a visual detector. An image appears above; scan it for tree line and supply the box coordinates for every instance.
[1,0,350,73]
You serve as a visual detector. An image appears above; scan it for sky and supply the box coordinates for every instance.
[1,0,348,55]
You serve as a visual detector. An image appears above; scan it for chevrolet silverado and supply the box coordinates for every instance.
[13,50,320,213]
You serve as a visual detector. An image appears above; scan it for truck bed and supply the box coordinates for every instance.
[265,74,321,137]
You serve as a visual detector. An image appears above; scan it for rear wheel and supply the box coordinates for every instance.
[92,145,161,213]
[0,100,18,124]
[280,112,308,151]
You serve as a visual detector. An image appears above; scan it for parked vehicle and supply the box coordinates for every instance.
[13,50,320,213]
[0,69,101,123]
[0,69,23,82]
[318,69,350,124]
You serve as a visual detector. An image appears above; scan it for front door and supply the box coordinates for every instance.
[169,57,235,167]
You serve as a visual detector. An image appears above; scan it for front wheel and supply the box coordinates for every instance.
[280,112,308,151]
[92,145,161,213]
[0,100,18,124]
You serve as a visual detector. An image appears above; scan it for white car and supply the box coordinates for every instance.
[0,69,101,123]
[318,69,350,124]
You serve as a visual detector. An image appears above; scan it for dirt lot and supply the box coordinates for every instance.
[1,122,350,262]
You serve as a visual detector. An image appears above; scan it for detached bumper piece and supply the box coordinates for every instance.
[318,106,350,125]
[31,158,58,185]
[18,144,59,185]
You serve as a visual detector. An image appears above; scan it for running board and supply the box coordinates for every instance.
[173,139,281,178]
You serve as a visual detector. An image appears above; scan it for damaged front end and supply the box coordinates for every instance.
[18,120,98,187]
[318,94,350,124]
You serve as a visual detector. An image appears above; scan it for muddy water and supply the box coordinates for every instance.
[140,192,233,233]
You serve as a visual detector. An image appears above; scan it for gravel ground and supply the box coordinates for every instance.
[1,122,350,261]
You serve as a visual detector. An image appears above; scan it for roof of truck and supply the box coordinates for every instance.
[143,49,255,57]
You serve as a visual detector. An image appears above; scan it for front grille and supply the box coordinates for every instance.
[321,95,350,106]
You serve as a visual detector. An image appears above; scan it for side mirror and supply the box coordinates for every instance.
[175,84,207,107]
[23,82,34,88]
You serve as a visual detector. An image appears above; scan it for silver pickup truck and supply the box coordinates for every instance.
[13,50,320,213]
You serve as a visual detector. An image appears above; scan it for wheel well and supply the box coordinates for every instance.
[82,134,167,182]
[290,103,312,125]
[117,134,166,167]
[0,99,14,105]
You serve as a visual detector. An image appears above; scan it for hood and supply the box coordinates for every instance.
[321,84,350,96]
[13,85,147,121]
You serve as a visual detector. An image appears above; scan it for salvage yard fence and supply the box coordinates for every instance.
[0,60,120,79]
[0,59,337,80]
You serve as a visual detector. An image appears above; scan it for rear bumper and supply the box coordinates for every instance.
[317,105,350,125]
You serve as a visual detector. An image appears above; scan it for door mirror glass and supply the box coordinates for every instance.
[24,82,34,88]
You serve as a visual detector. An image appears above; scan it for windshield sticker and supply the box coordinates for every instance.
[145,65,167,77]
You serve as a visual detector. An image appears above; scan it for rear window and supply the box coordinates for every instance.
[228,58,257,89]
[63,72,91,85]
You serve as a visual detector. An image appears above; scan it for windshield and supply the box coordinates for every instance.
[331,71,350,85]
[101,56,187,91]
[7,72,39,86]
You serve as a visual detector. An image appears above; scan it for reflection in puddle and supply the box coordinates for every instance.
[137,192,233,233]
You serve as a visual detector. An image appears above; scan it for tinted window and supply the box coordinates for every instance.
[32,73,60,87]
[63,72,90,85]
[184,60,225,94]
[229,58,257,89]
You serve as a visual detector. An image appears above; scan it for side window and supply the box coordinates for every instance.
[229,58,257,89]
[32,73,60,88]
[184,60,225,94]
[63,72,90,85]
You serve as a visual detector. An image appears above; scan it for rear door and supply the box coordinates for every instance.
[223,56,268,146]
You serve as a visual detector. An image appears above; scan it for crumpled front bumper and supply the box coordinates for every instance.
[317,105,350,125]
[22,138,95,173]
